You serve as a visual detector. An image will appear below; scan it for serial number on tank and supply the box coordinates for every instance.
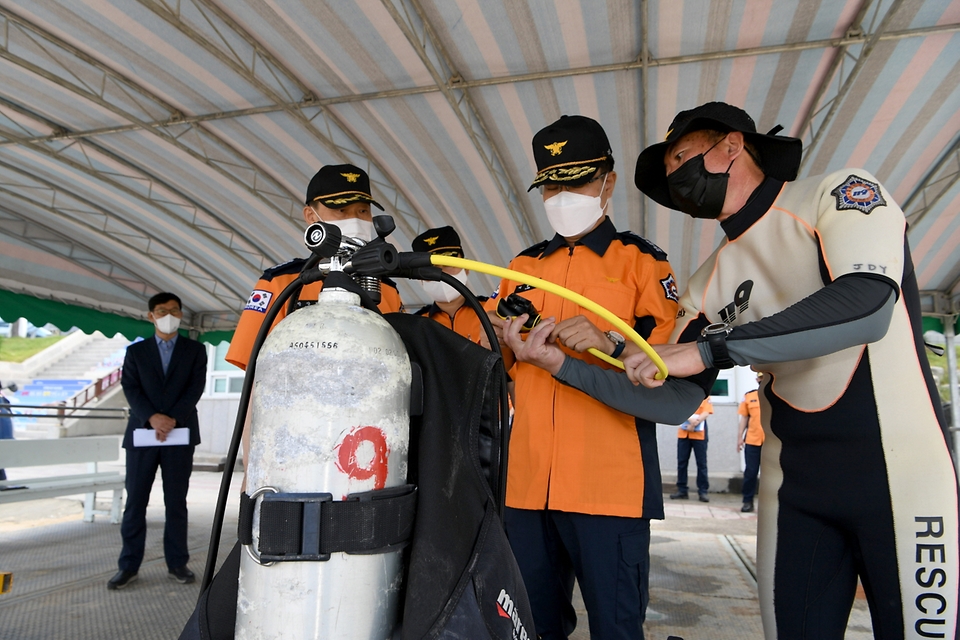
[288,340,338,349]
[368,347,403,357]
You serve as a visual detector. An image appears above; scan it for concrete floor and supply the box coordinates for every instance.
[0,464,875,639]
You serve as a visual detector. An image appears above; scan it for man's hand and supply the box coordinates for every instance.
[478,310,507,350]
[623,342,707,388]
[551,315,613,355]
[148,413,176,442]
[502,315,565,375]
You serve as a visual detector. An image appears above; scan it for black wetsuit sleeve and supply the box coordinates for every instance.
[553,357,707,424]
[698,273,898,367]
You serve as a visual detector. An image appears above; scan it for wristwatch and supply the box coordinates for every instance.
[604,330,626,359]
[699,322,735,369]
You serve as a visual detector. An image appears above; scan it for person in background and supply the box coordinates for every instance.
[671,396,713,502]
[737,372,764,513]
[0,380,14,481]
[109,292,207,590]
[412,225,486,342]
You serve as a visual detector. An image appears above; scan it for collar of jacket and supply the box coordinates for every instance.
[541,216,617,259]
[719,177,784,240]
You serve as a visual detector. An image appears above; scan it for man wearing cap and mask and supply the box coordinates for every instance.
[483,115,682,640]
[412,225,485,342]
[551,101,959,639]
[109,292,207,590]
[226,164,404,370]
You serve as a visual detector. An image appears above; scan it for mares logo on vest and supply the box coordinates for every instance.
[496,588,530,640]
[717,280,753,324]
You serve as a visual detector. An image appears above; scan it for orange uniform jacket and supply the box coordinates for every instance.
[226,258,403,370]
[484,218,678,518]
[738,389,764,446]
[677,397,714,441]
[415,298,488,342]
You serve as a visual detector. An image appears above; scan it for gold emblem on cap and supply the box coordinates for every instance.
[341,172,360,183]
[423,236,439,246]
[664,128,673,141]
[544,141,567,156]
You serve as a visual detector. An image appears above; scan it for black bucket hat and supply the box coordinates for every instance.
[635,102,802,209]
[305,164,384,210]
[528,115,614,191]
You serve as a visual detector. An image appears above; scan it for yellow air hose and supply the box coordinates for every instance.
[429,255,669,380]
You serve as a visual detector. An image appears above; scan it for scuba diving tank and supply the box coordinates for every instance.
[236,286,411,639]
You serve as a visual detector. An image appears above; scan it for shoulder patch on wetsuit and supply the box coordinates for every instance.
[617,231,668,261]
[830,175,887,215]
[260,258,307,281]
[516,240,550,259]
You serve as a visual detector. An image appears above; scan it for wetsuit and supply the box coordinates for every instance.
[557,170,959,638]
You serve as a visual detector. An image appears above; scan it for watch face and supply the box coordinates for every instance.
[606,330,625,344]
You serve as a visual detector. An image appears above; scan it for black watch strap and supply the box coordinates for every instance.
[700,331,735,369]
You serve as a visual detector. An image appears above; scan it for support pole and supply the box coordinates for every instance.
[944,316,960,474]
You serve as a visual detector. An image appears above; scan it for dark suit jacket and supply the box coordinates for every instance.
[120,334,207,449]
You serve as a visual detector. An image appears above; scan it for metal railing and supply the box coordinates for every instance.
[4,368,128,427]
[5,404,128,426]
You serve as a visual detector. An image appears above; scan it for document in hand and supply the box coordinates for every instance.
[133,427,190,447]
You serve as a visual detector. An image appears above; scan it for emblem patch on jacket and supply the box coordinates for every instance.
[831,175,887,214]
[243,289,272,313]
[660,274,679,302]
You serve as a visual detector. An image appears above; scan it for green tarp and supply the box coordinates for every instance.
[0,289,234,344]
[922,315,960,335]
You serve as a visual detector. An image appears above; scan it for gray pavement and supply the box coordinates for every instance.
[0,458,874,639]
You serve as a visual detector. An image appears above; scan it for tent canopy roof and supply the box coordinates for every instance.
[2,0,960,333]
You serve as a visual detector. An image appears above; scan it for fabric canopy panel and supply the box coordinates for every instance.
[0,289,234,345]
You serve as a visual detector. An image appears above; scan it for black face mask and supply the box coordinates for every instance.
[666,140,734,220]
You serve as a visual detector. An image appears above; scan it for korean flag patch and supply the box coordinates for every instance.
[244,289,273,313]
[831,175,887,215]
[660,274,679,302]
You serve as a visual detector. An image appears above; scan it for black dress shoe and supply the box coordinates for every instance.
[168,565,196,584]
[107,570,138,590]
[698,494,710,502]
[741,501,754,513]
[669,492,689,500]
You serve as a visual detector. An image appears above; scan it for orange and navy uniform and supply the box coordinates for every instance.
[415,298,487,342]
[738,389,764,446]
[677,397,713,441]
[484,217,679,519]
[226,258,403,370]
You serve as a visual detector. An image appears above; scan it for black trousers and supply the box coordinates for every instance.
[504,507,650,640]
[742,443,761,502]
[119,444,194,572]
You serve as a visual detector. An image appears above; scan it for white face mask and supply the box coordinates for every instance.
[327,217,375,242]
[542,174,609,238]
[420,269,468,304]
[154,314,181,334]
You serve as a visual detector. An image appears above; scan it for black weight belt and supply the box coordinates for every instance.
[239,484,417,562]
